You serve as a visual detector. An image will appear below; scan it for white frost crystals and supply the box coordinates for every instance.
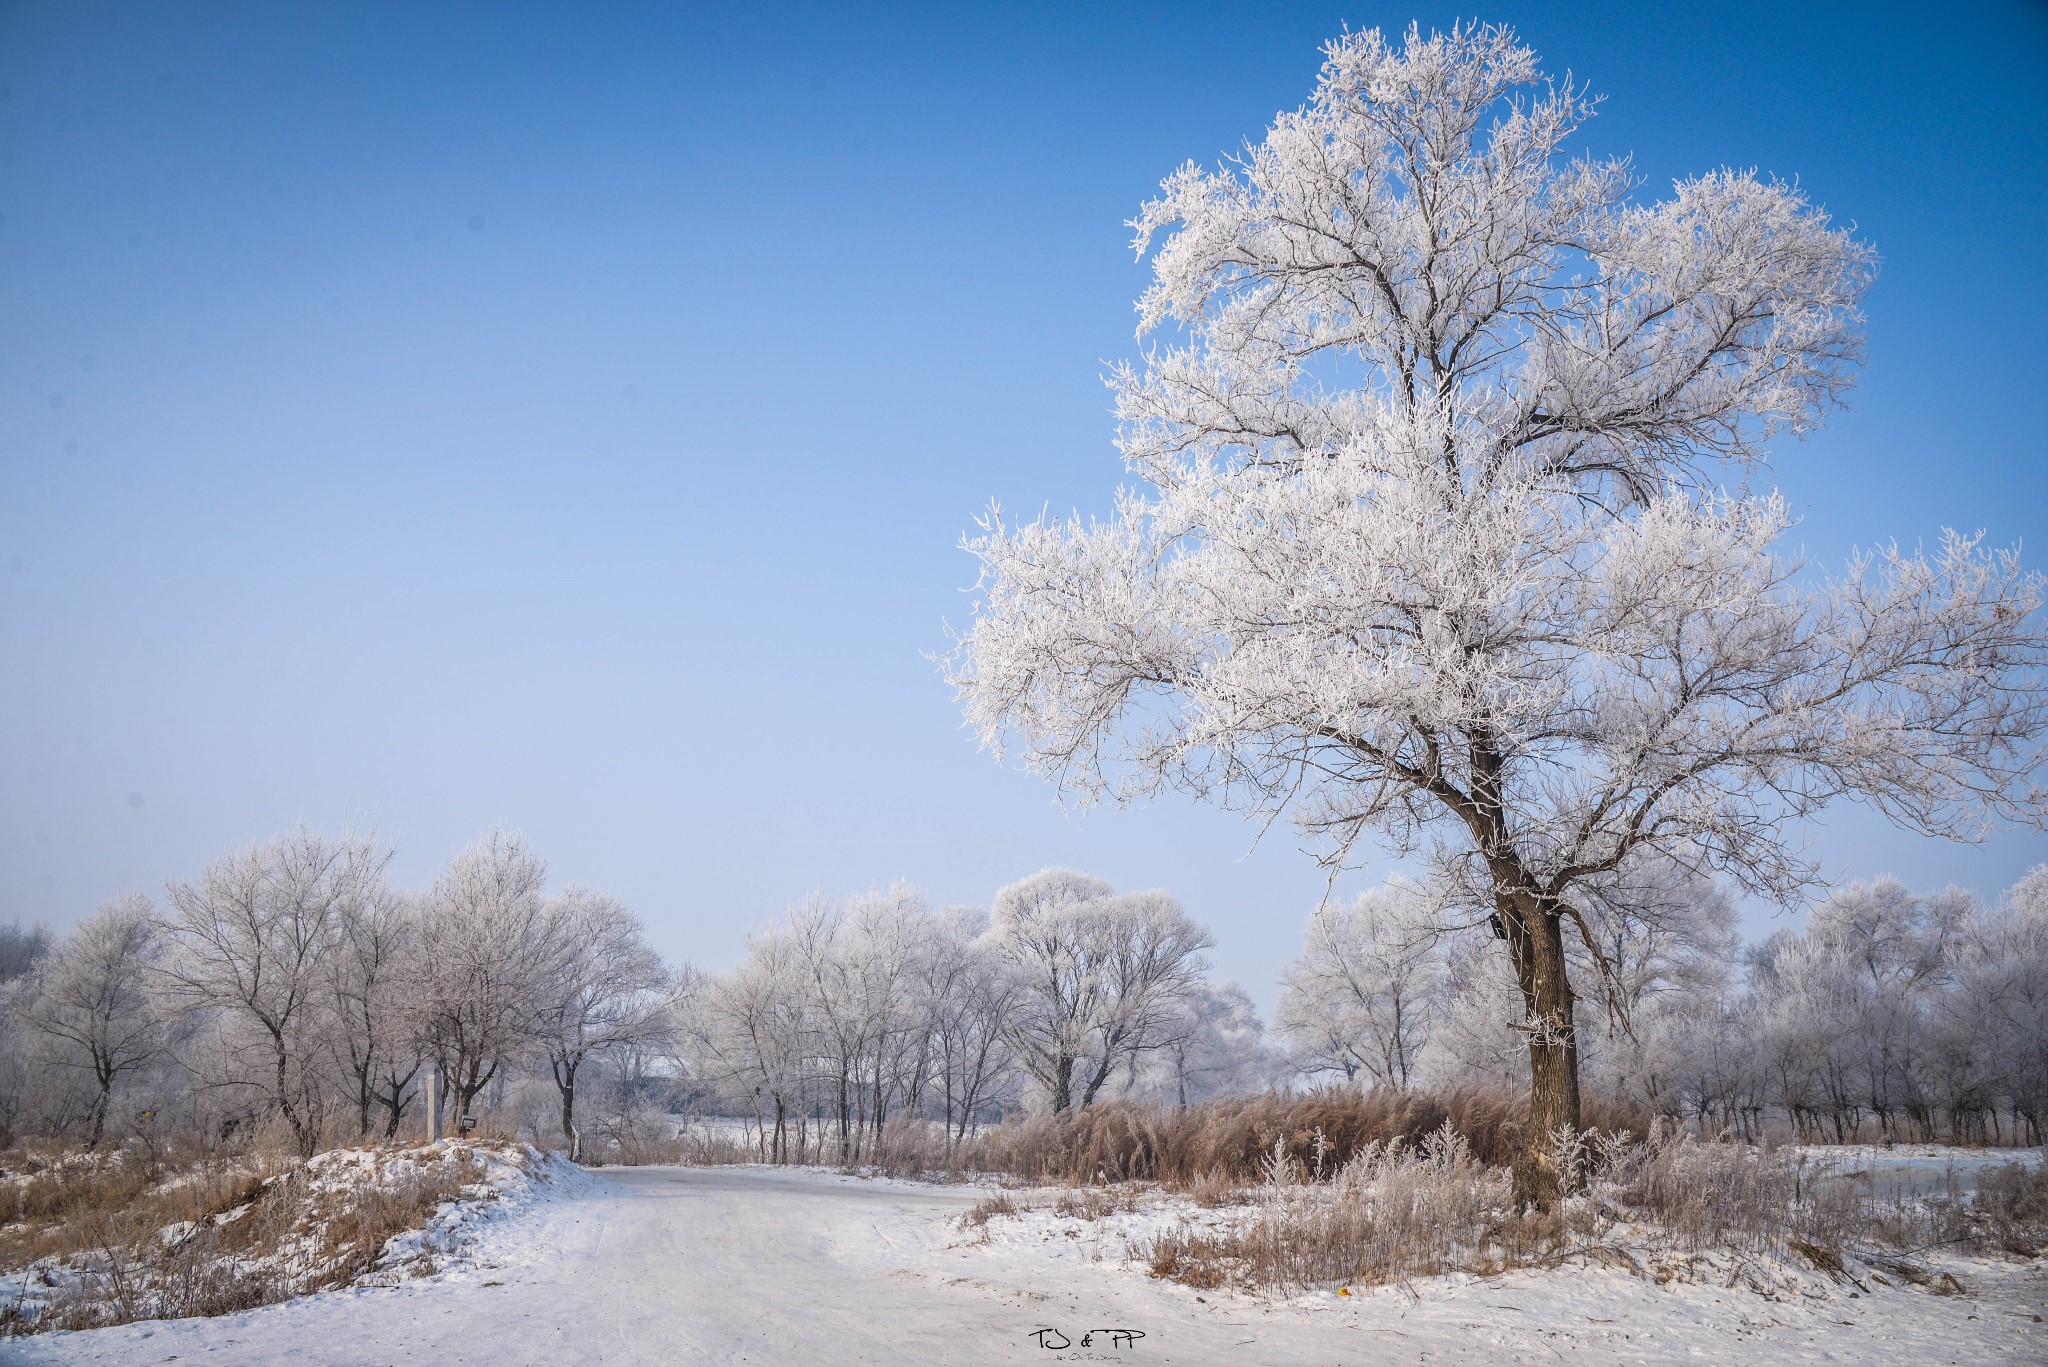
[946,21,2048,1207]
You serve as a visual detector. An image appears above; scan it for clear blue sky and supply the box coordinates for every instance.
[3,0,2045,1009]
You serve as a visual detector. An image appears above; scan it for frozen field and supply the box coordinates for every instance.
[1791,1143,2045,1195]
[3,1164,2043,1367]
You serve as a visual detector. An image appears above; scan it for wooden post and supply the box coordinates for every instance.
[426,1067,440,1144]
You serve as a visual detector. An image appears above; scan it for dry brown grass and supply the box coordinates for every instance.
[1134,1125,2048,1296]
[1052,1185,1141,1220]
[1967,1160,2048,1256]
[1,1141,520,1336]
[1597,1128,2048,1264]
[952,1085,1649,1189]
[0,1159,156,1234]
[652,1088,1645,1182]
[1182,1167,1250,1208]
[958,1192,1019,1229]
[295,1156,477,1284]
[576,1113,766,1168]
[1141,1125,1544,1291]
[0,1142,292,1274]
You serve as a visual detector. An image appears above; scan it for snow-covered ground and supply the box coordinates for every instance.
[3,1164,2042,1366]
[357,1143,596,1284]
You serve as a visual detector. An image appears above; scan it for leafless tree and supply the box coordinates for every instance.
[1277,882,1444,1089]
[1138,980,1275,1107]
[0,920,53,985]
[783,888,930,1162]
[16,896,165,1148]
[535,888,672,1160]
[690,924,818,1162]
[413,829,576,1122]
[920,908,1021,1144]
[327,888,424,1138]
[992,868,1212,1113]
[161,829,389,1156]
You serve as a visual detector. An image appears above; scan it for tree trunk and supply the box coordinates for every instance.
[85,1082,110,1150]
[870,1071,886,1155]
[836,1069,852,1162]
[1078,1040,1119,1109]
[557,1058,579,1162]
[1502,890,1582,1211]
[457,1057,494,1118]
[272,1032,319,1158]
[378,1064,418,1138]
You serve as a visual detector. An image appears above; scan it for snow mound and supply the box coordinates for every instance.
[360,1141,597,1285]
[1,1140,594,1336]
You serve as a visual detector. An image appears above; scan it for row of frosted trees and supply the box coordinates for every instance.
[10,822,2042,1160]
[678,868,1272,1163]
[0,848,1271,1162]
[1664,873,2048,1144]
[0,828,672,1158]
[1275,862,2048,1145]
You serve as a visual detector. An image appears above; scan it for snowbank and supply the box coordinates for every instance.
[1,1141,593,1336]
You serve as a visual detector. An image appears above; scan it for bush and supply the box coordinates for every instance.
[1970,1160,2048,1255]
[1142,1125,1537,1291]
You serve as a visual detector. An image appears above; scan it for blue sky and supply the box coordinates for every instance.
[3,0,2044,1008]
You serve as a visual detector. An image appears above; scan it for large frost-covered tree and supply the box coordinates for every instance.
[325,879,420,1139]
[949,24,2048,1206]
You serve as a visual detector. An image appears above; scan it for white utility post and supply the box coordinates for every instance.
[426,1066,440,1144]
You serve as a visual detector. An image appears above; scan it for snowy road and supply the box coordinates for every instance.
[4,1164,2043,1367]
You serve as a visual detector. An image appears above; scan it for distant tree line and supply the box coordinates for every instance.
[1276,861,2048,1145]
[0,836,1270,1160]
[5,824,2043,1159]
[681,868,1270,1164]
[0,828,671,1159]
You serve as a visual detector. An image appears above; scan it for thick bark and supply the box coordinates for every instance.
[271,1027,320,1158]
[1078,1050,1116,1109]
[456,1057,495,1117]
[836,1070,852,1162]
[84,1084,110,1151]
[1499,888,1582,1210]
[1050,1053,1075,1114]
[1463,734,1585,1211]
[557,1061,579,1161]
